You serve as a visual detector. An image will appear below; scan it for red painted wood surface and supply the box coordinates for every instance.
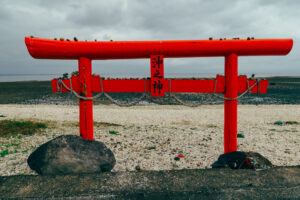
[25,37,293,60]
[52,76,268,94]
[224,54,238,153]
[78,58,93,140]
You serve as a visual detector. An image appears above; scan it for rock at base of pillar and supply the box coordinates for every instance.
[212,151,273,170]
[27,135,116,175]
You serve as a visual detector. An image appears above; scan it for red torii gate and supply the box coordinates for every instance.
[25,37,293,153]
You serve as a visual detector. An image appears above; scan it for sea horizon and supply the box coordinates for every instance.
[1,73,300,82]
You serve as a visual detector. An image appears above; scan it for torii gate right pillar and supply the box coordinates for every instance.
[224,53,238,153]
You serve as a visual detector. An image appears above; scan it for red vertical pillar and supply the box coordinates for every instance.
[224,53,238,153]
[78,57,94,140]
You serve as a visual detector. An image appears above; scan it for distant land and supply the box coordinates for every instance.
[0,76,299,105]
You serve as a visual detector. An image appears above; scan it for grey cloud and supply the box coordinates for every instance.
[0,0,299,76]
[0,4,12,21]
[66,1,125,27]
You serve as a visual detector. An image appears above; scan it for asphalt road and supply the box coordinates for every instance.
[0,166,299,199]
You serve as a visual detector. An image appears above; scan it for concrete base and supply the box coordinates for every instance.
[0,166,299,199]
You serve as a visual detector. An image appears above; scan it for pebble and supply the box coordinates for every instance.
[135,165,141,171]
[148,146,156,150]
[1,105,299,175]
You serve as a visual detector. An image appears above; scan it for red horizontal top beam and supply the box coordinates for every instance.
[25,37,293,60]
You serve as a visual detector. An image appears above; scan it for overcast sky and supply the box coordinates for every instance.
[0,0,299,77]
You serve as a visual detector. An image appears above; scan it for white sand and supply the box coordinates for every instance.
[0,104,299,175]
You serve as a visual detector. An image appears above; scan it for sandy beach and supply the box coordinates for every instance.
[0,104,299,176]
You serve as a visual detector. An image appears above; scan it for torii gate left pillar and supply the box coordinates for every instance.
[78,57,93,140]
[224,53,238,153]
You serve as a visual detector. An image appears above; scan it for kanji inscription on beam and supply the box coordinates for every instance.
[150,55,164,97]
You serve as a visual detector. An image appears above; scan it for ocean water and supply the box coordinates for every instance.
[0,74,60,82]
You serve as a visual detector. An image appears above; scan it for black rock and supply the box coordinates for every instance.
[27,135,116,175]
[212,151,273,170]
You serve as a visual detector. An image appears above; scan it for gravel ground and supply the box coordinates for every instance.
[0,104,299,176]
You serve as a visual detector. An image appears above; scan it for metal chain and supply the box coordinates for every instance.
[213,78,261,101]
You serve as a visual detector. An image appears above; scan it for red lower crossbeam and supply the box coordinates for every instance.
[52,75,268,94]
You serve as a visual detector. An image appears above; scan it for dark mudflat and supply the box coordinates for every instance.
[0,166,299,199]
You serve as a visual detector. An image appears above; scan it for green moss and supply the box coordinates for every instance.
[269,128,297,133]
[274,121,299,125]
[0,149,9,157]
[0,120,47,137]
[108,130,118,135]
[274,121,283,125]
[94,122,121,127]
[206,124,218,128]
[0,149,18,157]
[285,121,299,125]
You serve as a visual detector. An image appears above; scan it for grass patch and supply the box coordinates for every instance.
[94,122,121,127]
[285,121,299,125]
[0,149,9,157]
[0,149,18,157]
[64,121,122,127]
[206,124,218,128]
[0,120,47,137]
[273,121,299,126]
[269,128,298,133]
[108,130,118,135]
[274,121,283,125]
[0,142,20,148]
[6,134,22,139]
